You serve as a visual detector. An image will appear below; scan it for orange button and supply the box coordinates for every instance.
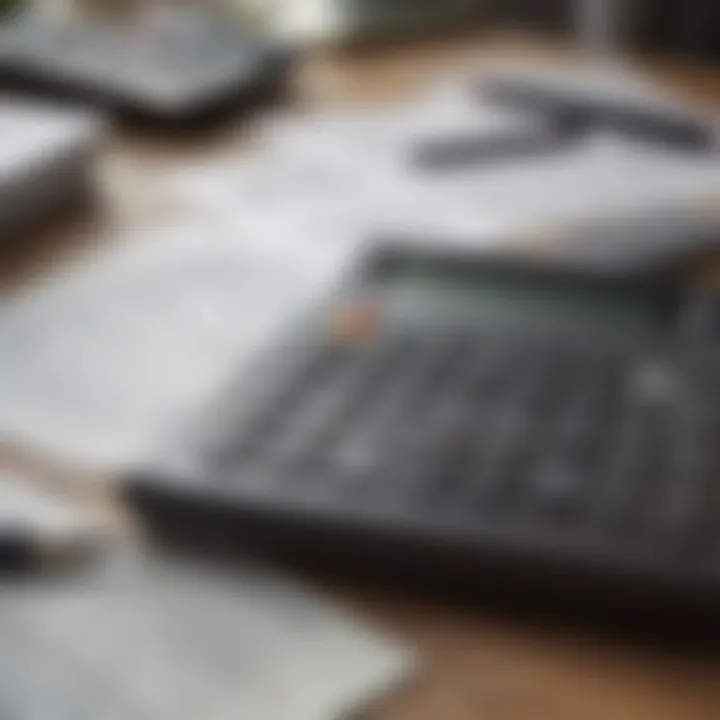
[328,298,381,346]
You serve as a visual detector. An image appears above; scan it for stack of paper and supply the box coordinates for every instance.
[167,67,719,254]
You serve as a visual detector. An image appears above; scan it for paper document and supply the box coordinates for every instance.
[0,546,414,720]
[0,223,350,468]
[378,135,720,240]
[169,131,720,252]
[169,73,719,250]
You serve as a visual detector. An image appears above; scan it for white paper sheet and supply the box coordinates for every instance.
[377,135,720,240]
[0,223,350,468]
[0,546,414,720]
[169,67,719,250]
[171,126,720,251]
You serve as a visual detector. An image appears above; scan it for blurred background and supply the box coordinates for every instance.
[2,0,718,56]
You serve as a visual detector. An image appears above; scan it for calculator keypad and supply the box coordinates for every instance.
[207,329,720,561]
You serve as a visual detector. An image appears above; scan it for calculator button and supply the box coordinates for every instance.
[471,417,532,512]
[471,453,519,513]
[650,405,713,549]
[596,404,671,540]
[527,457,586,520]
[329,436,385,483]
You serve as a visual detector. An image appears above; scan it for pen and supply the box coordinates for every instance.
[411,126,577,172]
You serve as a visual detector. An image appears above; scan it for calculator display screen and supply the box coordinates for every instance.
[382,264,673,333]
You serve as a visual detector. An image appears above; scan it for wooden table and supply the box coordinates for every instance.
[1,31,720,720]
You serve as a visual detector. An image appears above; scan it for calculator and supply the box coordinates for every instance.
[127,246,720,623]
[0,13,292,125]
